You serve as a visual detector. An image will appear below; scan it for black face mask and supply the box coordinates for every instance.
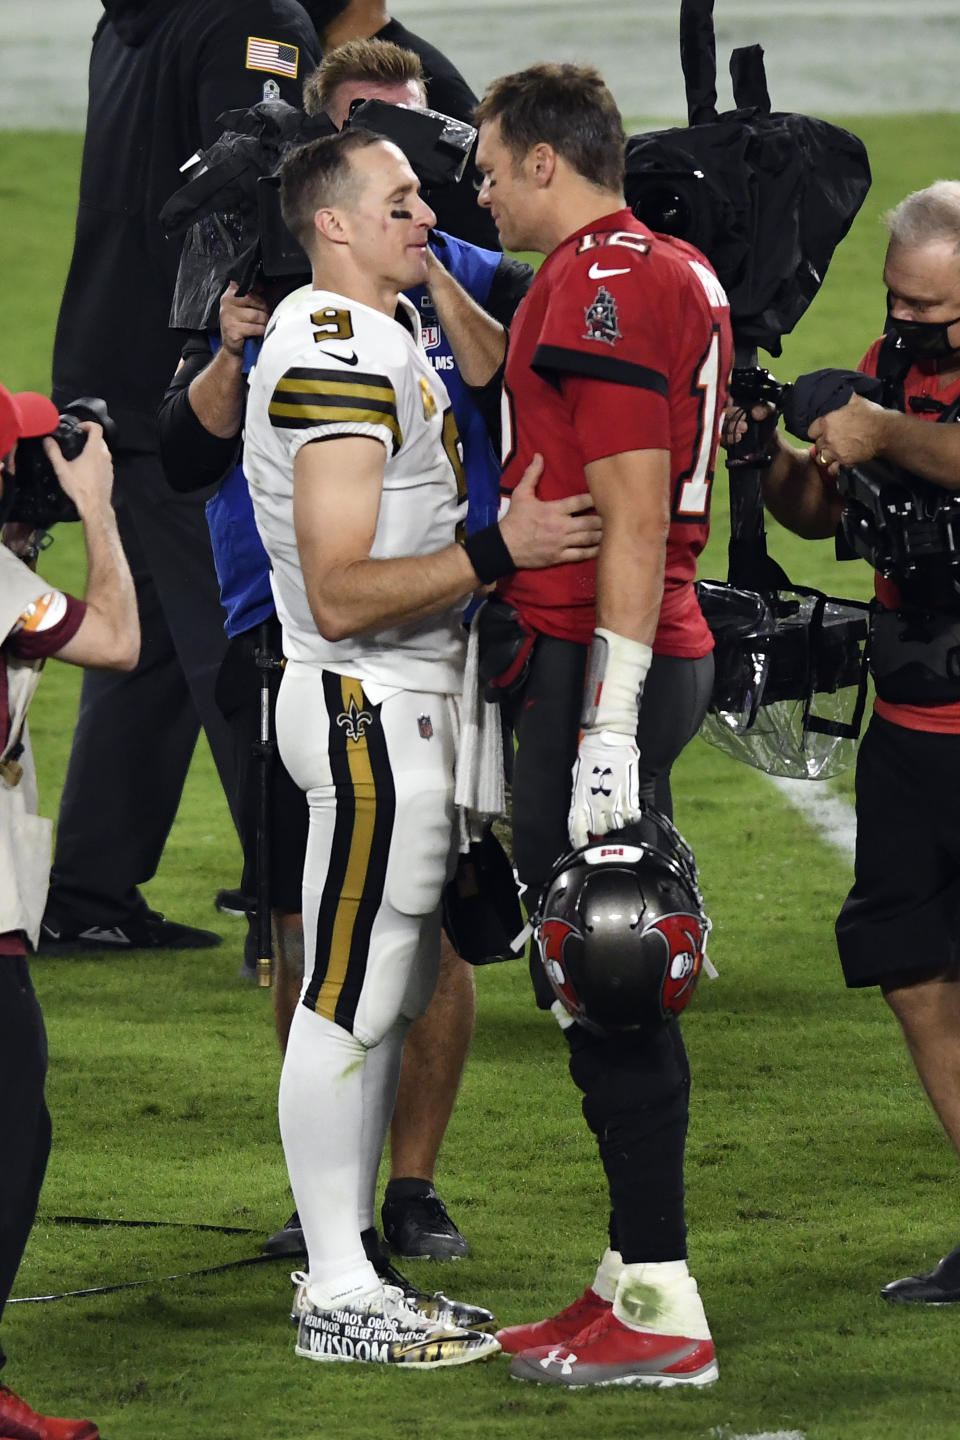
[886,297,960,361]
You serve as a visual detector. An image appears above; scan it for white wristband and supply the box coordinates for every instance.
[581,628,652,735]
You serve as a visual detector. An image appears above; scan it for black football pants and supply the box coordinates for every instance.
[214,618,309,917]
[49,452,240,927]
[0,958,50,1370]
[505,634,713,1263]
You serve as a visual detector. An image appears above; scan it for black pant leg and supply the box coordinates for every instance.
[507,635,586,901]
[0,958,51,1369]
[508,645,711,1265]
[566,1020,691,1262]
[215,621,308,916]
[50,452,237,926]
[634,652,715,818]
[506,635,586,1009]
[128,457,238,821]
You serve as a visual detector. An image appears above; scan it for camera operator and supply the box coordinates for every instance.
[159,38,539,1269]
[754,181,960,1306]
[310,1,499,248]
[0,383,137,1440]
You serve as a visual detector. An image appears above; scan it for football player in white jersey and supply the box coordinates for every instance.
[243,128,599,1367]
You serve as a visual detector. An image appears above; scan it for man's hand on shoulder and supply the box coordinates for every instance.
[219,281,270,358]
[498,453,601,570]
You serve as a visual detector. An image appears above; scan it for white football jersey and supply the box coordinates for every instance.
[244,287,468,694]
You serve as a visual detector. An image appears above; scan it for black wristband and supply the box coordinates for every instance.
[464,523,516,584]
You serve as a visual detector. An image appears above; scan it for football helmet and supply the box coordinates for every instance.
[534,809,709,1035]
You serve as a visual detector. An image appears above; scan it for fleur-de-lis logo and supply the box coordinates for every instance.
[337,696,374,743]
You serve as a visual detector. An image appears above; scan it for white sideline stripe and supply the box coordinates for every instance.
[729,1433,807,1440]
[766,776,856,861]
[715,1431,807,1440]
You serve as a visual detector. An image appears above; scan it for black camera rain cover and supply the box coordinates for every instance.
[161,95,479,330]
[625,0,871,355]
[696,581,871,779]
[161,101,334,329]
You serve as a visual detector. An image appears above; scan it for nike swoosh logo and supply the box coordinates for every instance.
[323,350,359,366]
[587,263,630,280]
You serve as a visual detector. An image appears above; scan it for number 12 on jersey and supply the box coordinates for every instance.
[674,326,724,521]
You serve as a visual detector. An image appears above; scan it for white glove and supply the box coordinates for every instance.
[568,728,642,849]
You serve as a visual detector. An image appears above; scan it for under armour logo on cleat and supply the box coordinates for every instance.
[541,1347,577,1375]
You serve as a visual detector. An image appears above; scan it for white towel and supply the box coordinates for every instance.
[454,610,506,834]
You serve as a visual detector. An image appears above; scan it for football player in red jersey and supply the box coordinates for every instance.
[473,63,733,1389]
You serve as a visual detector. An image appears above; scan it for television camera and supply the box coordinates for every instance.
[161,97,477,331]
[625,0,873,779]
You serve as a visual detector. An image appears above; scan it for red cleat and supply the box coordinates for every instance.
[0,1384,100,1440]
[509,1309,718,1388]
[495,1286,612,1355]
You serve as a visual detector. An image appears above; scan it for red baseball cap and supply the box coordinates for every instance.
[0,383,59,458]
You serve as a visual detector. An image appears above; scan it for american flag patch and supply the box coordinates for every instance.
[245,37,299,78]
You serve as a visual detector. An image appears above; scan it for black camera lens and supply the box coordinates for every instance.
[632,182,694,237]
[3,398,114,528]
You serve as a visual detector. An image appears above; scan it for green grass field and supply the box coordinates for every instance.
[3,114,960,1440]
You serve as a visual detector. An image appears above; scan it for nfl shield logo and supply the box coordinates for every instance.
[421,323,440,350]
[417,714,434,740]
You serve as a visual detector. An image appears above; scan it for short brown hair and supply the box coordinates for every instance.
[303,38,426,119]
[279,128,383,249]
[475,63,625,193]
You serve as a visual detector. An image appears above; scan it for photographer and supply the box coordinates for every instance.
[757,181,960,1306]
[0,383,137,1440]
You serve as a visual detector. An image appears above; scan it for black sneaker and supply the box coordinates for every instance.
[215,887,256,918]
[361,1228,495,1332]
[381,1181,469,1260]
[265,1210,307,1259]
[882,1243,960,1303]
[38,907,222,953]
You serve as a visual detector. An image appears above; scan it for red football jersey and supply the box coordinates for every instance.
[498,208,733,655]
